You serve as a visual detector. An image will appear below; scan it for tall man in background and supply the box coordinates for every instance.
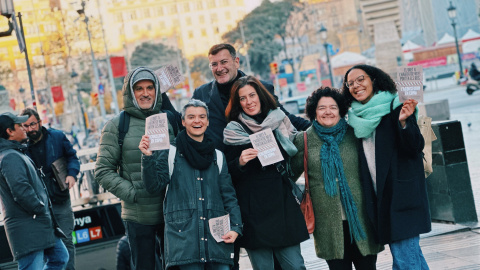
[21,108,80,270]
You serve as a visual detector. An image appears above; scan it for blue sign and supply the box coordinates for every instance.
[98,83,104,95]
[76,228,90,243]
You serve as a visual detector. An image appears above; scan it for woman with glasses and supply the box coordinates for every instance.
[291,87,383,270]
[341,65,431,270]
[223,76,308,270]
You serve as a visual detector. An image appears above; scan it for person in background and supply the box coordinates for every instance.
[342,64,431,270]
[71,122,81,149]
[0,112,68,270]
[141,99,242,270]
[291,87,383,270]
[21,108,80,270]
[223,76,308,270]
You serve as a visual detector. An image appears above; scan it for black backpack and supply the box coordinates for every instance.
[117,110,179,176]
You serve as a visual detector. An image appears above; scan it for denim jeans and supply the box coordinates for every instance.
[178,262,230,270]
[17,237,68,270]
[124,221,164,270]
[52,201,75,270]
[245,244,306,270]
[389,236,429,270]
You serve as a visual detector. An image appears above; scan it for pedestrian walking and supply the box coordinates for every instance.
[291,87,383,270]
[341,64,431,270]
[141,99,242,270]
[223,76,308,270]
[0,112,68,270]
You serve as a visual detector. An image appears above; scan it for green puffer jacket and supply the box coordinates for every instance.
[291,126,383,260]
[95,67,175,225]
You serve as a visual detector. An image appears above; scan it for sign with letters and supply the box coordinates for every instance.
[396,65,424,103]
[249,128,284,167]
[145,113,170,151]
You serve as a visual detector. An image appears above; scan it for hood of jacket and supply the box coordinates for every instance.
[122,67,163,119]
[0,138,26,153]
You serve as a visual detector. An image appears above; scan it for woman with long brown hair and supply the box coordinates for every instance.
[223,76,308,270]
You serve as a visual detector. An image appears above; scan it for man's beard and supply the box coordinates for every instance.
[27,130,42,141]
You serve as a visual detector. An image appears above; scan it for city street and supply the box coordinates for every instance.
[239,82,480,270]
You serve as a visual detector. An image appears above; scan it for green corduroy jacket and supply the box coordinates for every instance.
[291,126,384,260]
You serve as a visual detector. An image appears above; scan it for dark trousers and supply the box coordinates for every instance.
[52,201,75,270]
[124,221,164,270]
[326,221,377,270]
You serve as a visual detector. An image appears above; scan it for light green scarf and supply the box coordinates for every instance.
[347,92,406,138]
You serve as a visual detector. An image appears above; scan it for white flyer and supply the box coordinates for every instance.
[145,113,170,151]
[396,65,424,103]
[249,128,284,167]
[154,65,185,93]
[209,214,230,243]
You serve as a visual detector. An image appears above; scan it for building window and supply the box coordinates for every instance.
[130,10,137,20]
[225,11,231,19]
[184,2,190,12]
[133,25,139,33]
[160,21,166,28]
[208,0,216,8]
[201,28,207,37]
[170,4,177,13]
[144,8,150,18]
[221,0,228,6]
[211,14,218,23]
[116,12,123,22]
[188,31,194,39]
[156,6,164,16]
[214,27,219,34]
[186,17,192,25]
[196,1,203,10]
[147,23,152,30]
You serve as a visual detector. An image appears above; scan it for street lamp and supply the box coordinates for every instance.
[319,24,334,87]
[77,0,106,120]
[447,1,464,80]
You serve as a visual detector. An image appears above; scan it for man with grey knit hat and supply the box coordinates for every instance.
[95,66,175,270]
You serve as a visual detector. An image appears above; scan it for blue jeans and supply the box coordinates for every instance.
[178,263,230,270]
[246,244,306,270]
[389,236,429,270]
[53,201,75,270]
[17,237,68,270]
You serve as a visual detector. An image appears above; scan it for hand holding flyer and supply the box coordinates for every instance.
[209,214,230,243]
[154,65,185,93]
[145,113,170,151]
[249,128,284,167]
[396,65,424,103]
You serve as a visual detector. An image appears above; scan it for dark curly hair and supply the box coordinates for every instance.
[341,64,397,106]
[305,87,347,121]
[225,76,277,122]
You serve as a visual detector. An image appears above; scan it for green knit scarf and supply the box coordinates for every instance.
[313,118,366,242]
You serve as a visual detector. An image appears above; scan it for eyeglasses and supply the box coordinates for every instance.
[209,59,233,70]
[22,121,39,129]
[345,75,369,88]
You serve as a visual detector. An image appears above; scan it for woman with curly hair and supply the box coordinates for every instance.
[291,87,383,270]
[223,75,309,270]
[341,64,431,270]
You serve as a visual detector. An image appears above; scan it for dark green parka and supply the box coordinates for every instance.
[95,67,175,225]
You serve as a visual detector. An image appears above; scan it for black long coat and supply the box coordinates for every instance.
[225,139,309,250]
[358,106,431,245]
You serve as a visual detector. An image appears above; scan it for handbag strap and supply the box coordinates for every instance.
[303,132,309,193]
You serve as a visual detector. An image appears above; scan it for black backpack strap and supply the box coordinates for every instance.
[118,111,130,177]
[164,110,179,136]
[236,120,253,135]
